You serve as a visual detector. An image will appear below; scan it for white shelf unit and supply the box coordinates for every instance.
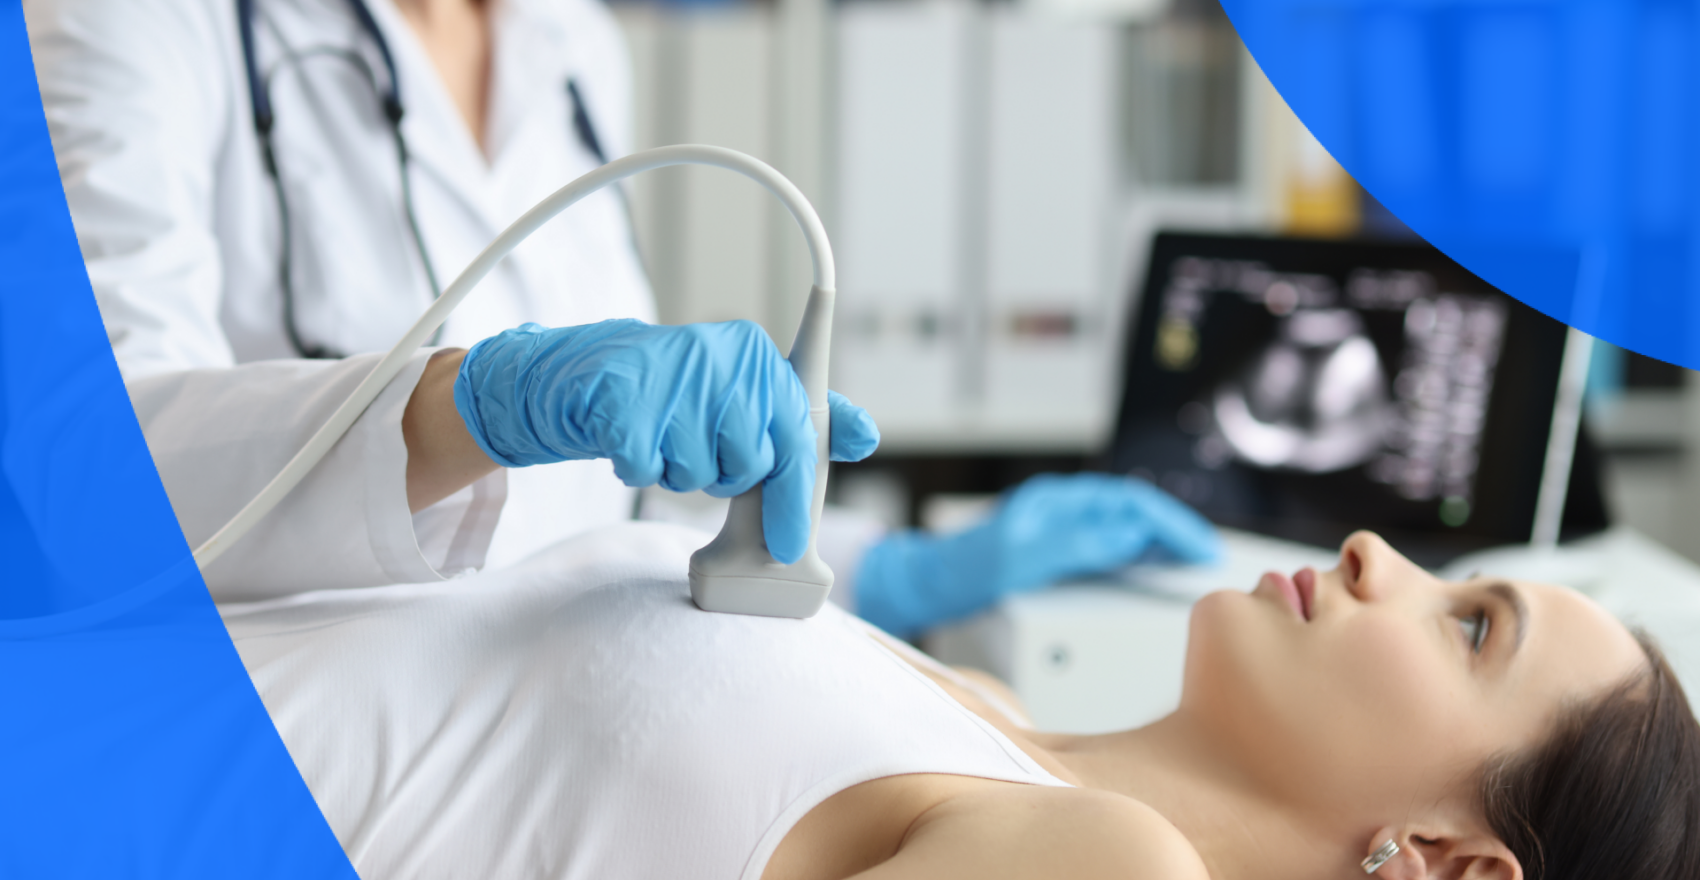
[614,0,1287,455]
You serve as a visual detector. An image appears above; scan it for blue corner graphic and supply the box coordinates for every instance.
[0,4,357,876]
[1225,0,1700,371]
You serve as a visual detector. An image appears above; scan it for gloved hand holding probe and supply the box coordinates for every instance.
[454,319,879,565]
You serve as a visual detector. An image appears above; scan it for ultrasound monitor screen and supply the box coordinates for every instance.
[1108,233,1582,556]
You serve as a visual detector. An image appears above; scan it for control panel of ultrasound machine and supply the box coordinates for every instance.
[191,146,841,621]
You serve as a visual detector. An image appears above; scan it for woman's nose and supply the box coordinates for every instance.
[1336,531,1414,603]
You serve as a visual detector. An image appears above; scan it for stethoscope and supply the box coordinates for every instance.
[235,0,611,359]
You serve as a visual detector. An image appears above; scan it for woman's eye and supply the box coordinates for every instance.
[1459,609,1490,654]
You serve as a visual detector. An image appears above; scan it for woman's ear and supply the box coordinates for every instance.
[1364,825,1524,880]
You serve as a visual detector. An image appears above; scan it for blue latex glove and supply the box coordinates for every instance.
[454,319,879,564]
[855,473,1220,637]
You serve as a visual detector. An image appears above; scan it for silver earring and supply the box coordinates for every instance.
[1361,839,1400,874]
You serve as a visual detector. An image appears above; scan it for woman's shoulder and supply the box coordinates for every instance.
[873,784,1209,880]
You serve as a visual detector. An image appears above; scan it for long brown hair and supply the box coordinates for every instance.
[1479,633,1700,880]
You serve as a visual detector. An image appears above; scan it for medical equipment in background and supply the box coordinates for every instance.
[192,145,841,620]
[236,0,612,359]
[1107,232,1609,564]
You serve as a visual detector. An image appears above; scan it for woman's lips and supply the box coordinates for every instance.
[1293,567,1316,621]
[1260,569,1314,621]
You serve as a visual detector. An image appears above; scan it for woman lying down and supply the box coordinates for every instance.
[223,522,1700,880]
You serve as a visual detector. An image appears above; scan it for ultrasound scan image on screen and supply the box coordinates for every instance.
[1108,233,1594,557]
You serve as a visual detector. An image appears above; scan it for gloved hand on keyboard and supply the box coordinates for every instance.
[454,319,879,564]
[854,473,1220,638]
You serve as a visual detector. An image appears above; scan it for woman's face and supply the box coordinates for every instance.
[1182,531,1645,817]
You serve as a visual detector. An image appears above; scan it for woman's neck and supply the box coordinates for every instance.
[1033,714,1353,880]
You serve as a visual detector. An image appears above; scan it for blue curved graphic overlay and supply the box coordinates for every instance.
[1223,0,1700,371]
[0,4,356,876]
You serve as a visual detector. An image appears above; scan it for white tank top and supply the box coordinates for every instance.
[223,522,1070,880]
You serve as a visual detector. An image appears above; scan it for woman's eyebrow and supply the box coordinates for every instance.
[1488,581,1529,655]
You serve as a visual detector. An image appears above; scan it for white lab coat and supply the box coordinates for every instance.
[26,0,657,601]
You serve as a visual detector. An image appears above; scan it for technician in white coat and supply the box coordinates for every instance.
[26,0,1220,635]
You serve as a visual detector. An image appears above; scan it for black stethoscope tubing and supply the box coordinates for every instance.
[236,0,609,360]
